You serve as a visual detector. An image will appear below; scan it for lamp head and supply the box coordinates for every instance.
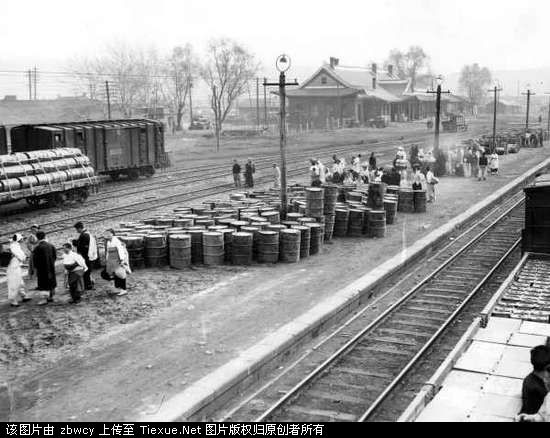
[436,75,443,87]
[276,54,291,73]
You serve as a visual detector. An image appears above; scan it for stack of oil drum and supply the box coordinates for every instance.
[110,180,428,273]
[0,148,95,193]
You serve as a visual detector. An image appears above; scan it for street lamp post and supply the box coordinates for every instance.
[263,55,299,220]
[427,75,450,152]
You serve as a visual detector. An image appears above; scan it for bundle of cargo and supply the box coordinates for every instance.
[0,147,98,207]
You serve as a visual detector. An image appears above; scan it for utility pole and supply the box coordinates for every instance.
[188,78,194,125]
[426,76,450,152]
[487,85,502,153]
[105,81,112,120]
[27,69,32,101]
[264,55,299,220]
[522,89,535,132]
[256,77,260,131]
[545,93,550,140]
[33,66,37,100]
[263,77,268,130]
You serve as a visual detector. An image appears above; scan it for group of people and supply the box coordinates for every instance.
[458,147,499,181]
[232,159,256,189]
[516,344,550,422]
[308,152,380,187]
[6,223,131,308]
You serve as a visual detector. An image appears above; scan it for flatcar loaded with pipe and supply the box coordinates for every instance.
[9,119,170,180]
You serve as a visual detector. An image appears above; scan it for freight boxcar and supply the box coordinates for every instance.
[9,119,169,180]
[522,174,550,254]
[0,126,7,155]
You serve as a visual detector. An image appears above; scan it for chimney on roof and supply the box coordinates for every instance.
[388,64,394,77]
[329,57,339,69]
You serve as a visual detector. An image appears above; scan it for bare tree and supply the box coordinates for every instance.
[385,46,430,91]
[201,38,258,152]
[384,49,406,78]
[459,63,492,108]
[162,44,197,131]
[71,42,157,118]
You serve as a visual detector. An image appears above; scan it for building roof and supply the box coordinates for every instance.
[285,88,361,98]
[359,87,405,103]
[292,62,412,103]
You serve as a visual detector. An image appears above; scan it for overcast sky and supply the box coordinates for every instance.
[0,0,549,96]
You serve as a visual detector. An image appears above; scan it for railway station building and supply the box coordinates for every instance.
[286,57,466,129]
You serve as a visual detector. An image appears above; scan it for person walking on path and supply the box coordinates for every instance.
[232,159,242,188]
[272,163,281,189]
[244,159,255,188]
[426,166,438,202]
[73,222,97,290]
[489,151,499,175]
[102,229,131,297]
[26,224,40,277]
[470,148,479,179]
[478,152,488,181]
[31,231,57,305]
[7,234,31,307]
[317,160,327,184]
[309,159,321,187]
[369,152,377,171]
[61,243,87,304]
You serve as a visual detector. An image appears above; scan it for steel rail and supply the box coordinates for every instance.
[358,237,521,421]
[254,196,524,422]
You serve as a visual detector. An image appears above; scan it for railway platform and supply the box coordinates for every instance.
[2,147,550,421]
[402,252,550,422]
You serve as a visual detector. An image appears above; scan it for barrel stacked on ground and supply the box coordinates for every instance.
[108,183,430,271]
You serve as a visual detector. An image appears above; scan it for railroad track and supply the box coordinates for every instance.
[0,133,428,219]
[67,132,440,201]
[219,192,524,422]
[0,129,477,242]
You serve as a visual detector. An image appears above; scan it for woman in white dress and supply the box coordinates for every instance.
[7,234,31,307]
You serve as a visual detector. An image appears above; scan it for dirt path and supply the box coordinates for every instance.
[1,145,547,421]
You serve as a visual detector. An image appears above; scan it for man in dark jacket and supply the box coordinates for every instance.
[520,345,550,415]
[73,222,96,290]
[31,231,57,305]
[232,159,242,188]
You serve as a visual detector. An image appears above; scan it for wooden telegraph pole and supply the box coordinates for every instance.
[522,89,535,131]
[487,85,503,153]
[426,76,450,152]
[105,81,112,120]
[263,55,299,220]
